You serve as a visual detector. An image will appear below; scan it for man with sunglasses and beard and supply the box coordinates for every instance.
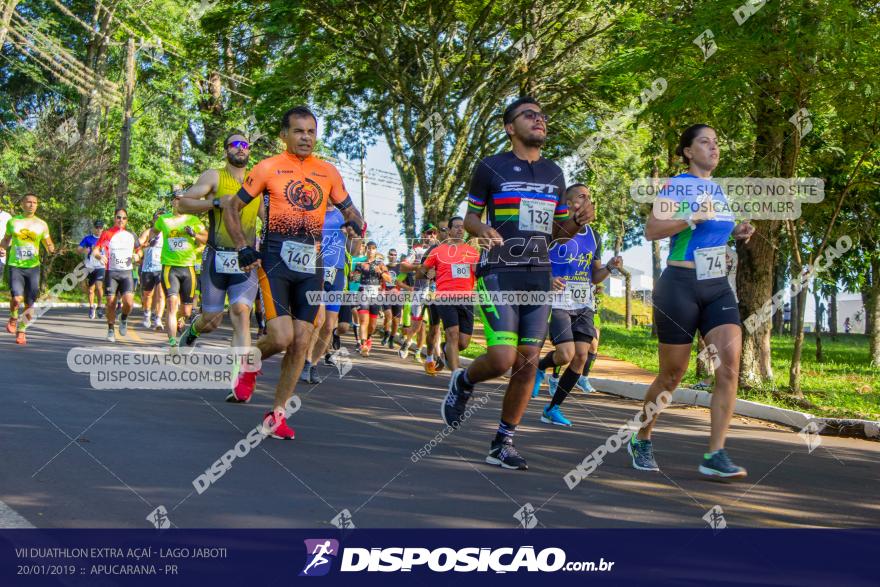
[442,96,591,470]
[176,132,262,385]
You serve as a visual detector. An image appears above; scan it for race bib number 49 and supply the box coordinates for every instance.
[281,240,317,274]
[216,251,243,274]
[694,246,727,280]
[519,198,555,234]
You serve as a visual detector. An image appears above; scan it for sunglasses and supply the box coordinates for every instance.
[512,109,549,123]
[227,140,250,150]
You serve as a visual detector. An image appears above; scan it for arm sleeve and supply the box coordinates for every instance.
[466,160,492,215]
[328,166,350,205]
[553,174,568,221]
[239,160,268,204]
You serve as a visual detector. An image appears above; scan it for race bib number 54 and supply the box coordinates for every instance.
[519,198,555,234]
[281,241,317,274]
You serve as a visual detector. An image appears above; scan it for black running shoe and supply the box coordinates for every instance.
[308,364,320,384]
[486,436,528,470]
[332,330,341,350]
[441,368,473,427]
[381,332,389,346]
[323,353,335,366]
[179,323,198,347]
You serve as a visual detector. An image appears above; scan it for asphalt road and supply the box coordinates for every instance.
[1,308,878,529]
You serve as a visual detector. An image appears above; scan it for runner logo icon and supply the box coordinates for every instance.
[300,539,339,576]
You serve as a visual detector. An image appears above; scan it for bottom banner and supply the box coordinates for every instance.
[1,528,876,586]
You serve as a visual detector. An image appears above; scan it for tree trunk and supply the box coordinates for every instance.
[790,280,800,338]
[0,0,20,48]
[116,37,136,210]
[814,287,823,363]
[788,279,809,397]
[829,287,838,340]
[737,221,778,387]
[772,257,786,335]
[868,259,880,366]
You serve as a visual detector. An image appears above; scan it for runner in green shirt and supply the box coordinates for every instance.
[0,193,56,345]
[146,193,207,347]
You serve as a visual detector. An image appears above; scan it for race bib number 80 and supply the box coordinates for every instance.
[281,240,317,274]
[451,264,471,279]
[519,198,555,234]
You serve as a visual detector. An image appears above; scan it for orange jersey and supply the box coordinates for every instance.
[238,151,351,243]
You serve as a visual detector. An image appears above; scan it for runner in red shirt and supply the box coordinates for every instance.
[93,208,140,343]
[421,216,479,372]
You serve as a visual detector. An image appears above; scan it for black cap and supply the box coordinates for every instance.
[94,220,105,228]
[367,240,377,247]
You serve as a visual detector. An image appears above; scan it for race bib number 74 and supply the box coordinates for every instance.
[694,246,727,280]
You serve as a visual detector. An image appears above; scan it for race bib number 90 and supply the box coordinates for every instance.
[216,251,243,274]
[281,240,317,274]
[694,246,727,280]
[519,198,555,234]
[168,237,188,252]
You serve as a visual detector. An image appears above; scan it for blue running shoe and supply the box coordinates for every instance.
[531,370,545,398]
[699,449,747,479]
[441,369,473,427]
[627,435,659,471]
[547,375,559,398]
[576,376,594,393]
[541,404,572,427]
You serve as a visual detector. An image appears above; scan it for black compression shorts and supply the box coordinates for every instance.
[653,265,740,345]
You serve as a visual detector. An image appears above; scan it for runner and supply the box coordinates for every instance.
[631,123,754,479]
[0,198,11,278]
[223,105,364,439]
[176,131,261,360]
[423,223,446,374]
[421,216,479,373]
[354,240,391,357]
[440,97,590,470]
[149,194,208,348]
[529,184,621,426]
[92,208,140,342]
[380,248,402,349]
[301,207,358,384]
[1,194,56,345]
[77,219,105,319]
[138,209,165,329]
[397,226,438,362]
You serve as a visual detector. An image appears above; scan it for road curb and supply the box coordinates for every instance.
[589,377,879,441]
[458,356,878,441]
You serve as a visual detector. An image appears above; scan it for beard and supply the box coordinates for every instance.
[521,131,546,148]
[227,153,249,168]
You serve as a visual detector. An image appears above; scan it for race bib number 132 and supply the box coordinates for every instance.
[519,198,555,234]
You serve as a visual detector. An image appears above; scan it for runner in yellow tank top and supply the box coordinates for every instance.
[176,131,262,383]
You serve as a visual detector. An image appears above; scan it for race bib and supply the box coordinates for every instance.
[15,245,36,261]
[694,246,727,280]
[451,264,471,279]
[281,240,316,274]
[142,248,161,272]
[168,237,188,252]
[518,198,555,234]
[566,280,594,308]
[324,267,337,283]
[109,248,132,270]
[216,251,243,274]
[385,270,397,287]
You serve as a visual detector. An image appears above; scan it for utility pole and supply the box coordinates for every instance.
[0,1,21,49]
[359,141,366,221]
[116,36,136,210]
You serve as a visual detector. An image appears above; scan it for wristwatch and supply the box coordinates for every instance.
[212,197,221,209]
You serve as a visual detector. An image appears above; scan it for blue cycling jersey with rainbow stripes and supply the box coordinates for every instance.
[466,151,567,272]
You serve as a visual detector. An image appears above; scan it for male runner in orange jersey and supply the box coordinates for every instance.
[223,106,364,439]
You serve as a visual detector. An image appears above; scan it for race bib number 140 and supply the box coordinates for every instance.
[281,241,317,274]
